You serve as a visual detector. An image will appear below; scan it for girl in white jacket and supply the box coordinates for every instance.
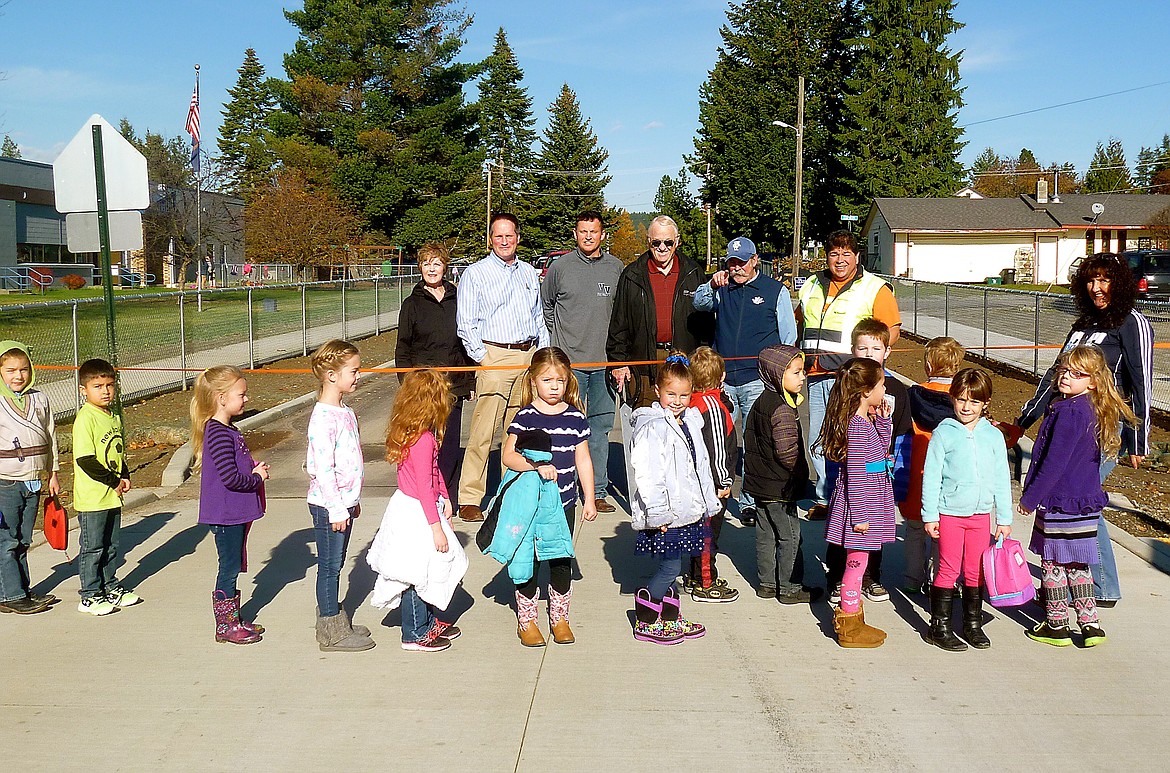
[630,354,721,645]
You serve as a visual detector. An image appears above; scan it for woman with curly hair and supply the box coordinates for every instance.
[1017,252,1154,606]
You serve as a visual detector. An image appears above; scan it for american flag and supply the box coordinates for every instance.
[185,77,200,175]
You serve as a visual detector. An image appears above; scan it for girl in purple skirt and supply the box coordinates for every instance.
[1018,346,1137,648]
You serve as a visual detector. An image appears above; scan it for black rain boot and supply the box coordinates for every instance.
[924,586,967,652]
[961,585,991,649]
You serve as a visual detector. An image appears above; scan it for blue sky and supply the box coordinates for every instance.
[2,1,1169,211]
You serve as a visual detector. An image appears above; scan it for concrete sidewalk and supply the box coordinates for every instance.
[4,373,1170,771]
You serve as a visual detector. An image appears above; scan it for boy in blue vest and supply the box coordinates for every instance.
[693,237,797,527]
[825,318,913,604]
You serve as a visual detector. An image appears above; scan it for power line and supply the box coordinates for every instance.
[960,79,1170,128]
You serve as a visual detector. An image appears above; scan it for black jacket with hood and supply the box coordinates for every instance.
[743,344,808,503]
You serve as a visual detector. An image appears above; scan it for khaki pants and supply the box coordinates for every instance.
[633,349,671,408]
[457,345,533,507]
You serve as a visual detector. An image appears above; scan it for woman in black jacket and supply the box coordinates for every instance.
[395,243,475,491]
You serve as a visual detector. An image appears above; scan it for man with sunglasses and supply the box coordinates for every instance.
[606,215,714,407]
[692,237,797,526]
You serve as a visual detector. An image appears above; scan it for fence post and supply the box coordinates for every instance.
[982,288,988,356]
[248,286,255,370]
[72,302,80,408]
[1033,294,1041,375]
[179,292,187,390]
[913,281,919,333]
[374,277,381,336]
[341,278,348,340]
[301,282,308,356]
[944,284,950,337]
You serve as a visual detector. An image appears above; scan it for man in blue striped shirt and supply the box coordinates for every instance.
[456,213,550,521]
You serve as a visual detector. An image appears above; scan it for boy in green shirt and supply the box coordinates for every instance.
[73,359,140,616]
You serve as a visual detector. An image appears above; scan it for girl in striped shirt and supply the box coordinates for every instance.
[504,347,596,646]
[817,358,896,648]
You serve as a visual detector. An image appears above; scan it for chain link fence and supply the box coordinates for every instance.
[2,270,420,421]
[886,276,1170,413]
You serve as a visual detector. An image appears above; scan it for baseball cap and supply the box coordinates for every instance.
[725,237,757,262]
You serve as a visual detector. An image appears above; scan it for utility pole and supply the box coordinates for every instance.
[485,160,493,250]
[705,163,712,271]
[792,75,805,289]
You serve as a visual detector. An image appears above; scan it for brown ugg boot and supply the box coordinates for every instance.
[516,590,545,647]
[834,606,886,648]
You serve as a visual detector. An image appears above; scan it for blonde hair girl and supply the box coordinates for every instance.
[190,365,269,645]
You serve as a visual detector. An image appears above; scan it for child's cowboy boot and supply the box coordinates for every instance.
[548,586,574,645]
[661,587,705,639]
[213,590,261,645]
[632,589,682,645]
[961,585,991,649]
[833,605,885,648]
[924,586,967,652]
[516,590,545,647]
[234,592,264,635]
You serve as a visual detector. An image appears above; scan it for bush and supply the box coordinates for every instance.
[60,274,86,290]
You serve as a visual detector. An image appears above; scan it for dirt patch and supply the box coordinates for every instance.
[46,331,397,518]
[892,334,1170,539]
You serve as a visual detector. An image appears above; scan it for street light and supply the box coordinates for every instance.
[771,75,805,289]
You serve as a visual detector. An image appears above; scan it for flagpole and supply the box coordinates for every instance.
[193,64,203,309]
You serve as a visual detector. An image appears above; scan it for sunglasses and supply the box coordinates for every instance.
[1056,367,1091,379]
[650,239,676,249]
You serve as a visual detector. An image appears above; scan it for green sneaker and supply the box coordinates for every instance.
[78,596,117,616]
[105,584,143,608]
[1025,621,1073,647]
[1080,624,1107,647]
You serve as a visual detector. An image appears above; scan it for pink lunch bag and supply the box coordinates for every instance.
[982,535,1037,608]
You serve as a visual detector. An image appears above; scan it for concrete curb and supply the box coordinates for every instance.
[160,355,397,487]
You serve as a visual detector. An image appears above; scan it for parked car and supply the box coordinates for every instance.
[1123,250,1170,301]
[534,250,570,281]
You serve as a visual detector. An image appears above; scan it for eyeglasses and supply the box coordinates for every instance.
[1056,367,1091,379]
[650,239,676,249]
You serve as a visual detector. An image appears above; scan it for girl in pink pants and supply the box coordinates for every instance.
[921,369,1013,651]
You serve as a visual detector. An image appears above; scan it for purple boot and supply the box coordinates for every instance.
[662,587,706,639]
[214,590,261,645]
[633,589,683,645]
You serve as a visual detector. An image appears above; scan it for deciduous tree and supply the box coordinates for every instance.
[1,134,20,159]
[608,209,646,265]
[245,169,362,279]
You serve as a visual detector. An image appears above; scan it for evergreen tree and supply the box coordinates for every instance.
[1135,134,1170,193]
[653,168,710,264]
[527,84,611,253]
[118,119,193,188]
[1,134,20,159]
[693,0,860,254]
[477,28,537,216]
[218,48,277,199]
[969,147,1001,182]
[268,0,482,253]
[837,0,966,210]
[1084,138,1132,193]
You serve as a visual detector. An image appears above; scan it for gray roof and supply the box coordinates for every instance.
[871,197,1061,232]
[1025,193,1170,229]
[869,193,1170,233]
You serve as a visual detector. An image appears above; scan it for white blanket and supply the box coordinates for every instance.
[366,491,468,612]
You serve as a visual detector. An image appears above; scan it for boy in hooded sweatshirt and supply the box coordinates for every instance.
[0,341,60,614]
[743,344,821,604]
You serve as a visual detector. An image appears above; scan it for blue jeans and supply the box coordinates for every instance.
[724,379,766,514]
[310,503,354,617]
[78,508,122,599]
[0,480,40,602]
[1095,457,1122,602]
[211,524,246,596]
[648,553,683,600]
[574,368,615,498]
[400,586,434,643]
[807,375,836,504]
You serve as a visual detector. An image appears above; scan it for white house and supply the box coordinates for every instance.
[862,189,1170,284]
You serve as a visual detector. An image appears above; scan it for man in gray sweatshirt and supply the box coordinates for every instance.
[541,210,624,513]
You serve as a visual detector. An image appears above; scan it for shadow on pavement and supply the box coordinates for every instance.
[241,527,315,621]
[121,521,209,591]
[600,521,651,595]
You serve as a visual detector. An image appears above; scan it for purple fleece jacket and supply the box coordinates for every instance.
[1020,393,1109,514]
